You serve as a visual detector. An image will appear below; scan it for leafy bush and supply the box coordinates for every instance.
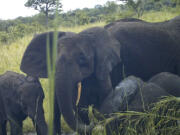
[0,31,10,44]
[0,22,45,45]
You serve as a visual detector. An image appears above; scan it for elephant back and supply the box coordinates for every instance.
[127,82,170,112]
[166,16,180,43]
[0,71,24,91]
[104,18,146,29]
[149,72,180,97]
[168,15,180,31]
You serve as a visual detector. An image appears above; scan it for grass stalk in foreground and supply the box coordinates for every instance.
[46,2,59,135]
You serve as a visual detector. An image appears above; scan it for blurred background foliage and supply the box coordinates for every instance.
[0,0,180,45]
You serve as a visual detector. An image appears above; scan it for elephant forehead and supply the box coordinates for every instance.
[59,34,91,47]
[115,79,138,96]
[59,37,93,56]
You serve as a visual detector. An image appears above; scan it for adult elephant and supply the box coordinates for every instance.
[105,16,180,81]
[20,16,180,134]
[99,72,179,135]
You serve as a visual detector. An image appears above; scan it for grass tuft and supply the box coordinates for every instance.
[92,96,180,135]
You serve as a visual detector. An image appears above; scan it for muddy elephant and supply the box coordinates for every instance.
[20,16,180,134]
[0,90,7,135]
[0,71,47,135]
[99,72,179,135]
[100,72,180,114]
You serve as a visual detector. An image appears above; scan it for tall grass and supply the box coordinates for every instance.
[46,29,57,135]
[46,2,60,135]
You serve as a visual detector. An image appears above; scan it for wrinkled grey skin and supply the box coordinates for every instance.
[100,75,170,114]
[100,72,180,114]
[20,16,180,134]
[106,16,180,81]
[99,72,180,135]
[100,76,144,114]
[0,71,47,135]
[149,72,180,97]
[0,90,7,135]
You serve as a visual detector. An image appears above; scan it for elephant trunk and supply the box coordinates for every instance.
[55,72,93,133]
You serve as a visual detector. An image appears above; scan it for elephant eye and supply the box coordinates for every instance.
[77,53,88,67]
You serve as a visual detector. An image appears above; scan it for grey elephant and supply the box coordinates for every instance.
[100,72,180,114]
[0,90,7,135]
[0,71,47,135]
[20,16,180,134]
[99,72,179,135]
[149,72,180,96]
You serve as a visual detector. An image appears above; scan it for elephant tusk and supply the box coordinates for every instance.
[76,82,82,106]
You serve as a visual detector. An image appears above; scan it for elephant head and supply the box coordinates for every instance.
[20,28,121,132]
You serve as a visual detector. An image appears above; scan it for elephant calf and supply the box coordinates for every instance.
[0,90,7,135]
[0,71,47,135]
[100,72,180,114]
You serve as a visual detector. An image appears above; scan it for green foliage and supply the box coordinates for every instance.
[25,0,62,26]
[155,0,180,6]
[92,97,180,135]
[2,0,179,30]
[118,0,147,18]
[0,31,10,43]
[0,22,44,45]
[25,0,62,16]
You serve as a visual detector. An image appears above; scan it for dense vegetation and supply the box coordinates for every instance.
[0,0,180,44]
[0,0,180,134]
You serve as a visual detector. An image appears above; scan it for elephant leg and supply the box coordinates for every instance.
[0,121,7,135]
[53,96,61,135]
[32,116,47,135]
[9,119,23,135]
[31,107,48,135]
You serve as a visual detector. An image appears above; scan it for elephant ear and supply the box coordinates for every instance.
[20,31,67,78]
[80,27,121,80]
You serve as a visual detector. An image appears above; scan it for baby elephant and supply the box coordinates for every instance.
[0,90,7,135]
[0,71,47,135]
[100,72,180,114]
